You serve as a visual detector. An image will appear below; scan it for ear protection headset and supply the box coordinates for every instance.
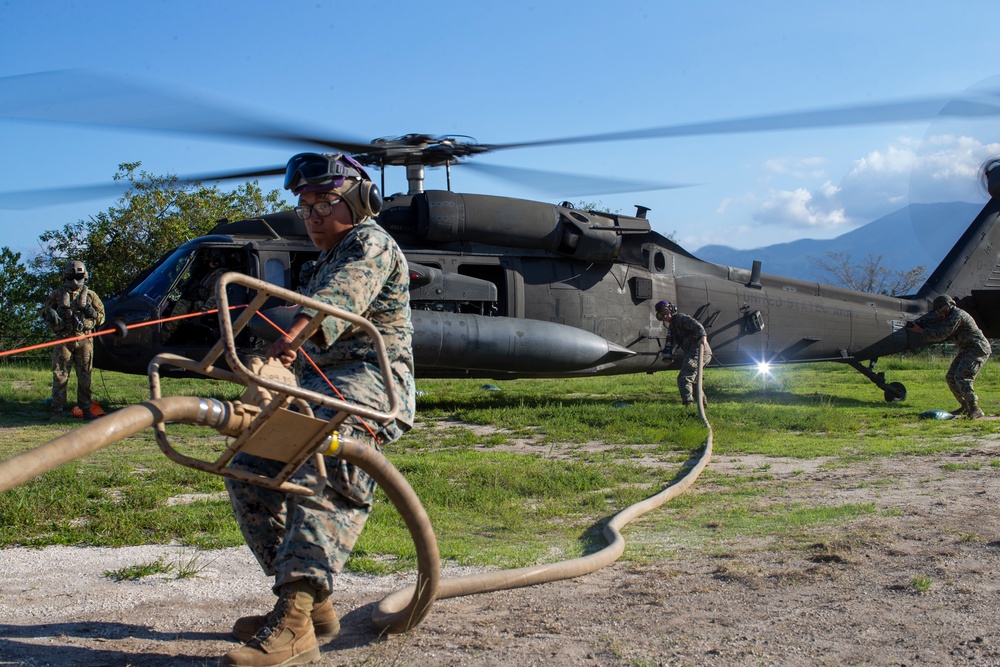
[285,152,383,223]
[340,176,383,221]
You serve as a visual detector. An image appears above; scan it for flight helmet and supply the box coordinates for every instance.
[63,261,87,289]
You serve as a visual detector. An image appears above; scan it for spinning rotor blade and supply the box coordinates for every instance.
[4,69,1000,210]
[0,69,375,154]
[459,162,694,197]
[0,166,285,210]
[6,69,999,166]
[488,93,1000,151]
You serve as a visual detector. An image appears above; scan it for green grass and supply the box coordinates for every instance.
[103,549,211,581]
[1,352,999,574]
[912,574,933,594]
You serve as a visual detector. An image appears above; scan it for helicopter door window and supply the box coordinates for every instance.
[264,258,287,288]
[652,250,667,273]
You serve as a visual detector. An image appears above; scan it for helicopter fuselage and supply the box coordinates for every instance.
[95,189,973,394]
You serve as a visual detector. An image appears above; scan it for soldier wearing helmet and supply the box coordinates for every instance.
[655,299,713,408]
[906,294,990,419]
[39,261,105,420]
[221,153,413,667]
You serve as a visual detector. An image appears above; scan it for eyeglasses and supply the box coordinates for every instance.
[294,197,342,220]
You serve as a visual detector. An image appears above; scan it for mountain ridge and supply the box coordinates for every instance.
[692,202,984,283]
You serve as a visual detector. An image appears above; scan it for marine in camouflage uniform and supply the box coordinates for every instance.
[39,261,105,419]
[656,300,712,407]
[909,294,991,419]
[222,153,414,667]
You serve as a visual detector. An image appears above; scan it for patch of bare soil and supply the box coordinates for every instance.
[5,443,1000,666]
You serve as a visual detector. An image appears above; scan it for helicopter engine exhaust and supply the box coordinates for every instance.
[381,191,650,263]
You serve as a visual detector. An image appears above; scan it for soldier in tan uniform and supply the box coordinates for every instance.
[907,294,990,419]
[39,261,105,420]
[222,153,415,667]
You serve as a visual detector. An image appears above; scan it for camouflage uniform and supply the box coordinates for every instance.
[225,218,415,599]
[40,284,105,416]
[919,306,991,410]
[667,312,712,405]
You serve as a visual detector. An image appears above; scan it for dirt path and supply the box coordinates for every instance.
[4,445,1000,666]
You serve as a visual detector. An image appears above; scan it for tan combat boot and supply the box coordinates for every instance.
[222,582,320,667]
[967,403,986,420]
[232,596,339,643]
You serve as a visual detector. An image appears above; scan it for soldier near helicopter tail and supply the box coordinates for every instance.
[221,152,415,667]
[655,299,712,407]
[39,261,105,420]
[906,294,990,419]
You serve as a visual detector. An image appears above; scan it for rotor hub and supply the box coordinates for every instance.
[355,134,489,168]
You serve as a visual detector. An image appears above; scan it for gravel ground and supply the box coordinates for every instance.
[4,444,1000,666]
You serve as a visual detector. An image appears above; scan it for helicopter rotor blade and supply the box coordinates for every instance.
[4,69,1000,210]
[0,69,376,154]
[7,69,999,165]
[486,93,1000,152]
[0,166,286,210]
[458,162,694,197]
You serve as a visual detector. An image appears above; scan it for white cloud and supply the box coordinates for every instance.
[748,134,1000,230]
[761,156,829,179]
[837,134,998,218]
[716,192,756,215]
[754,186,847,229]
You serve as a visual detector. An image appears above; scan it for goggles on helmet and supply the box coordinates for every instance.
[64,261,87,280]
[284,152,369,194]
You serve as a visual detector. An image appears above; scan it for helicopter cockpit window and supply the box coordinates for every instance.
[126,246,196,301]
[160,247,247,345]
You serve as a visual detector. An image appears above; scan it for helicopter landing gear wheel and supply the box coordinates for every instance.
[883,382,907,403]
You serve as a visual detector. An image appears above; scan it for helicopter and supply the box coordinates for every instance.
[4,70,1000,401]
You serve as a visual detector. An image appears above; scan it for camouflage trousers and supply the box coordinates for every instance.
[51,339,94,414]
[946,349,988,406]
[224,418,403,599]
[677,344,713,405]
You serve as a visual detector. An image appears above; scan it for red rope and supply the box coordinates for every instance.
[2,303,384,443]
[254,311,381,443]
[0,305,245,359]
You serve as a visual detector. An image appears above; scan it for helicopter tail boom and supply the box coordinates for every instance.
[916,196,1000,336]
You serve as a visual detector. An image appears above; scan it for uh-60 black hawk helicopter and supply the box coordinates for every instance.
[4,70,1000,402]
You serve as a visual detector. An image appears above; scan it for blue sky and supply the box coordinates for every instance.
[2,0,1000,265]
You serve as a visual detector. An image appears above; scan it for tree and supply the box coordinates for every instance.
[810,252,926,296]
[0,247,49,352]
[31,162,286,297]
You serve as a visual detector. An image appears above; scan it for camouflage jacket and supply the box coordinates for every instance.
[195,268,227,310]
[40,284,105,337]
[667,312,707,353]
[296,219,416,429]
[921,307,991,357]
